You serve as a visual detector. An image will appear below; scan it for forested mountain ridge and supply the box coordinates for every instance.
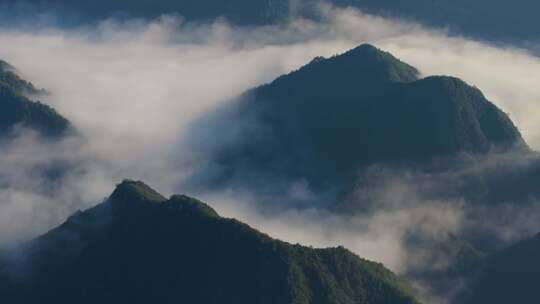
[192,44,525,194]
[0,60,44,95]
[0,180,421,304]
[0,59,71,137]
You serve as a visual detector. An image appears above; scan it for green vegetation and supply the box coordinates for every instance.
[168,194,221,218]
[110,179,167,204]
[204,44,525,192]
[0,180,421,304]
[0,60,44,95]
[0,60,71,137]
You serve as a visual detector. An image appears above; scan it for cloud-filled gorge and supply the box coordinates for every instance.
[1,5,540,303]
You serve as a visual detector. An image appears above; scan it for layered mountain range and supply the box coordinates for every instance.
[0,41,539,304]
[181,44,540,302]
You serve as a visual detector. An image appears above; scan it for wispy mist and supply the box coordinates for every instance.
[0,5,540,303]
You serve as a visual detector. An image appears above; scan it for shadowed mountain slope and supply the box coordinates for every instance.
[191,44,525,194]
[0,180,420,304]
[0,60,71,137]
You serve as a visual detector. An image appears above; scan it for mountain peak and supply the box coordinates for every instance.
[108,180,220,218]
[274,43,419,91]
[109,180,166,206]
[346,43,383,55]
[325,43,420,83]
[168,194,220,218]
[0,180,420,304]
[192,44,525,196]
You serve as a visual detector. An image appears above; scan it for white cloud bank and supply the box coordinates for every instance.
[0,7,539,303]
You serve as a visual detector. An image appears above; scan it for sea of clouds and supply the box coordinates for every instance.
[1,4,540,302]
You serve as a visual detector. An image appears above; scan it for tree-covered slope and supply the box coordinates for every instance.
[0,60,44,95]
[194,44,525,192]
[0,60,71,137]
[0,180,420,304]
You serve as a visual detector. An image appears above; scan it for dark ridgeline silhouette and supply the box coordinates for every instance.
[0,180,420,304]
[181,45,540,303]
[1,1,540,45]
[0,60,71,138]
[192,44,526,196]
